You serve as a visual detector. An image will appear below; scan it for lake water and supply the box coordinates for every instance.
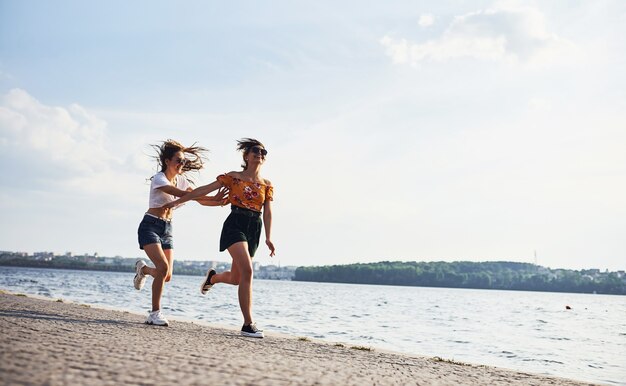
[0,266,624,385]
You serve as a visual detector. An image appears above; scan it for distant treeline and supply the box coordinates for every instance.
[0,257,204,276]
[0,258,131,272]
[294,261,626,295]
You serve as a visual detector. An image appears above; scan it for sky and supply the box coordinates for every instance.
[0,0,624,271]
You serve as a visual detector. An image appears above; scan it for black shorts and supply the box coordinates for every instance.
[138,214,173,250]
[219,206,262,257]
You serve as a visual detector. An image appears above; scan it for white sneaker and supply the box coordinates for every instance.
[200,269,216,295]
[241,322,264,338]
[145,310,169,326]
[134,260,147,290]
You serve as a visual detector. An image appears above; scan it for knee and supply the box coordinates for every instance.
[239,266,253,282]
[155,263,169,278]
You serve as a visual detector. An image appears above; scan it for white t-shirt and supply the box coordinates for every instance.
[148,172,191,209]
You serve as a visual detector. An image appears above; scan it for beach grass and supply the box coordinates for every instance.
[350,345,372,351]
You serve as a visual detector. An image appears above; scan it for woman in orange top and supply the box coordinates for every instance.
[164,138,275,338]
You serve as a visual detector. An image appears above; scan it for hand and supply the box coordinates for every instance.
[214,187,229,206]
[161,201,176,209]
[265,239,275,257]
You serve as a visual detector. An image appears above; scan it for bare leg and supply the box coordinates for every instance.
[211,255,243,286]
[164,249,174,283]
[225,242,254,325]
[141,243,169,312]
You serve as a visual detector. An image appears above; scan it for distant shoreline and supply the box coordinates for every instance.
[0,262,290,280]
[0,261,202,276]
[3,262,625,296]
[0,256,296,281]
[294,261,626,296]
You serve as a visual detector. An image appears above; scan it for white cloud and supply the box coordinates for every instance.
[0,88,114,174]
[381,3,577,67]
[418,13,434,28]
[0,89,150,201]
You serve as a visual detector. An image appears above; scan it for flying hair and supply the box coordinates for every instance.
[149,139,209,184]
[236,138,265,170]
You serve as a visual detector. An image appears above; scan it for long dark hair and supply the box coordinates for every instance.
[236,138,265,170]
[150,139,208,183]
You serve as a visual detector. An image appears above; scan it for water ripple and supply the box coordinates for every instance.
[0,266,624,385]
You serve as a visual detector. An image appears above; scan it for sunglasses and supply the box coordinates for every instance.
[250,147,268,156]
[173,157,187,165]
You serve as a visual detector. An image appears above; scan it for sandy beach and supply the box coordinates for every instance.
[0,292,597,386]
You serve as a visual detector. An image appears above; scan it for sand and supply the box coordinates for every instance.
[0,292,597,386]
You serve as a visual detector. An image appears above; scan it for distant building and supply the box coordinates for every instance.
[255,264,296,280]
[34,252,54,261]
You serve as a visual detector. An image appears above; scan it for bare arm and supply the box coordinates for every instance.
[162,180,223,209]
[195,187,229,206]
[263,198,275,257]
[156,185,190,197]
[196,197,224,206]
[159,185,227,205]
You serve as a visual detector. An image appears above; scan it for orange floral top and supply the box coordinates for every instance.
[217,174,274,212]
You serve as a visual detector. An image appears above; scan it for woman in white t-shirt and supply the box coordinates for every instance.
[134,139,226,327]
